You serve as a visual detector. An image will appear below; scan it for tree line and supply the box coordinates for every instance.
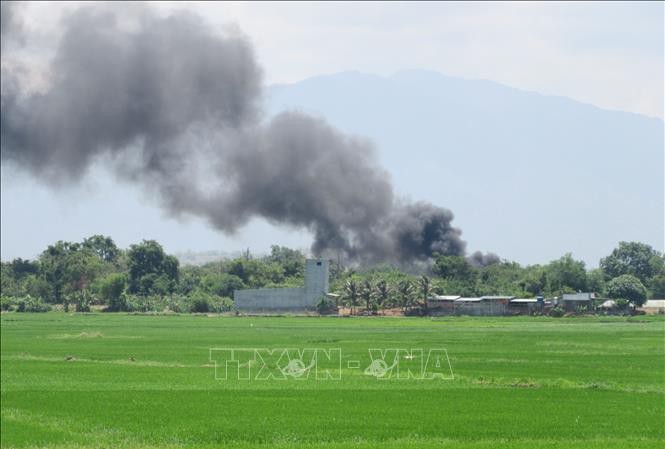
[1,236,663,313]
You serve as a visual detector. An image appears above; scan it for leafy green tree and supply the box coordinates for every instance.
[62,250,104,294]
[586,268,606,296]
[10,258,39,279]
[38,241,104,303]
[82,235,120,263]
[606,274,648,306]
[225,258,285,288]
[39,241,79,302]
[127,240,179,295]
[600,242,661,285]
[177,267,203,295]
[546,254,587,295]
[200,273,244,297]
[22,275,53,302]
[518,265,547,296]
[264,246,305,278]
[97,273,127,307]
[0,262,21,296]
[476,262,526,297]
[433,256,476,282]
[649,274,665,299]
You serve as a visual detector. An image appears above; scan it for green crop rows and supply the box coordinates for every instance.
[2,314,664,448]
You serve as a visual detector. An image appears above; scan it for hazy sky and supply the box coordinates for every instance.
[1,1,663,264]
[14,1,662,118]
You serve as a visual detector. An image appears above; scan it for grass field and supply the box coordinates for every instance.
[1,313,664,448]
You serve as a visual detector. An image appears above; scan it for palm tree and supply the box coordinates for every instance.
[375,280,390,315]
[419,275,431,313]
[397,280,414,313]
[361,280,374,314]
[344,280,360,315]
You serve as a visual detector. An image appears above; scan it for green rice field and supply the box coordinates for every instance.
[1,313,664,448]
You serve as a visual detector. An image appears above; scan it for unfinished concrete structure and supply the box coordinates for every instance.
[234,259,329,312]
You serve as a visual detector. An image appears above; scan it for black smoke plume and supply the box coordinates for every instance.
[467,251,501,267]
[1,1,23,49]
[1,4,467,264]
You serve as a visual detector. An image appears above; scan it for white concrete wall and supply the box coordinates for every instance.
[234,259,329,311]
[234,287,309,311]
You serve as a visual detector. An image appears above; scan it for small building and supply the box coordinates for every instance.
[507,298,542,315]
[561,292,595,312]
[234,259,329,313]
[641,299,665,314]
[452,296,514,316]
[427,295,460,314]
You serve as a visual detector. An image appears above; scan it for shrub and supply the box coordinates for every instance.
[67,290,94,312]
[187,291,233,313]
[316,298,337,315]
[549,306,564,318]
[189,292,211,313]
[75,294,92,312]
[574,305,588,315]
[1,296,17,311]
[106,291,130,312]
[16,295,51,313]
[124,295,158,313]
[165,295,188,313]
[213,297,235,313]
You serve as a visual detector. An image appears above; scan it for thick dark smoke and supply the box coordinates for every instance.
[1,1,23,49]
[1,4,467,264]
[467,251,501,267]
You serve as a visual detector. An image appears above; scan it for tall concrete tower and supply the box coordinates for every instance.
[304,259,329,303]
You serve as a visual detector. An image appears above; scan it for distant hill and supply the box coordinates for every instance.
[266,70,664,266]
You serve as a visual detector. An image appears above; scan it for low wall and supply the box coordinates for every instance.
[234,287,319,311]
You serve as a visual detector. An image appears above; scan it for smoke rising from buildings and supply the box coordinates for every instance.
[1,4,467,264]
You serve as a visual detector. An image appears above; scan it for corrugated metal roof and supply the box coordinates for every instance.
[455,297,483,302]
[481,296,515,300]
[562,292,595,301]
[644,299,665,308]
[429,295,461,301]
[510,298,538,303]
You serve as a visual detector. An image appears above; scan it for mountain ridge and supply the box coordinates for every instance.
[266,69,664,266]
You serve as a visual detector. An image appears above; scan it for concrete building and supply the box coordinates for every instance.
[561,292,595,312]
[234,259,329,312]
